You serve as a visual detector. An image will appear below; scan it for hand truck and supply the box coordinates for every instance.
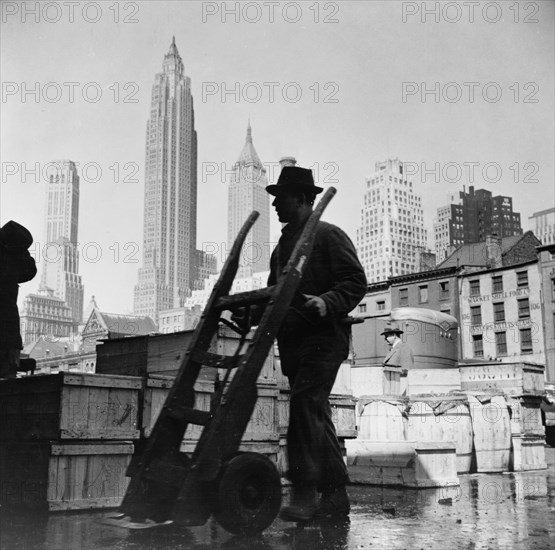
[105,187,337,534]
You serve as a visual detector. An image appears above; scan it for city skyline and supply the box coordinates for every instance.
[2,1,553,314]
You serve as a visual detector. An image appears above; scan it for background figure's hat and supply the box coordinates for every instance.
[0,220,34,249]
[265,166,323,196]
[381,321,404,336]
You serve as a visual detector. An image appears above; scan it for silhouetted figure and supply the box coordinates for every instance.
[266,167,367,521]
[0,221,37,379]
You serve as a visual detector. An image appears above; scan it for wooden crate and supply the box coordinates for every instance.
[143,379,278,448]
[183,383,279,444]
[96,328,272,384]
[0,441,133,511]
[510,435,547,471]
[330,395,358,438]
[0,373,141,441]
[142,376,215,440]
[95,335,150,376]
[507,395,545,437]
[467,394,511,473]
[460,362,545,396]
[145,331,196,377]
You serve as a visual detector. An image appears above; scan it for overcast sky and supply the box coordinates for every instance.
[1,0,554,314]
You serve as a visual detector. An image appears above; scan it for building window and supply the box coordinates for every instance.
[439,281,449,300]
[518,298,530,319]
[399,288,408,306]
[551,278,555,301]
[520,328,533,353]
[470,280,480,296]
[376,301,386,311]
[470,306,482,325]
[492,275,503,293]
[517,270,528,288]
[418,285,428,303]
[358,303,367,313]
[495,331,507,356]
[493,302,505,323]
[472,334,484,357]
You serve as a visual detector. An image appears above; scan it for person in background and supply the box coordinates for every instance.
[0,221,37,379]
[381,321,414,375]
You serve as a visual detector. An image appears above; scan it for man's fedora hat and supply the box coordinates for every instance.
[381,321,404,336]
[0,220,33,249]
[265,166,323,196]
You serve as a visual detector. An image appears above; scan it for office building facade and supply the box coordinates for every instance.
[434,186,523,262]
[356,158,428,283]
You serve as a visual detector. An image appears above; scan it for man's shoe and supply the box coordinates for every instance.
[314,486,350,518]
[279,485,318,522]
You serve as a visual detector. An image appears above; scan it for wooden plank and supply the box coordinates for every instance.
[63,373,142,389]
[51,443,134,455]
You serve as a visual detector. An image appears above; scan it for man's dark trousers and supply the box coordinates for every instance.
[279,320,350,491]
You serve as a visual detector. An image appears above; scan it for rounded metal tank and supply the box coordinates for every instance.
[390,308,458,369]
[351,308,459,374]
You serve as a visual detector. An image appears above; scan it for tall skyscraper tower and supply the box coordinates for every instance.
[40,160,84,323]
[434,186,523,262]
[356,158,428,282]
[227,123,270,276]
[134,38,215,319]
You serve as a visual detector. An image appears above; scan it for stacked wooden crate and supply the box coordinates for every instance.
[460,361,546,471]
[0,373,141,510]
[97,328,281,466]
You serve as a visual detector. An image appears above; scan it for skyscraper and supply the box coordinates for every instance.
[21,160,83,344]
[356,158,428,283]
[134,38,215,319]
[40,160,84,323]
[434,186,523,262]
[227,123,270,277]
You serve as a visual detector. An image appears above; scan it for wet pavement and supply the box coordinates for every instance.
[1,448,554,550]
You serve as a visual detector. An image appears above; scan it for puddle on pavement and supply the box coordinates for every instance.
[1,450,554,549]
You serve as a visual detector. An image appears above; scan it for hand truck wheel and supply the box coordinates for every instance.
[212,452,282,535]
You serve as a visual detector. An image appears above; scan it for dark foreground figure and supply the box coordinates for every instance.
[0,221,37,379]
[265,166,367,521]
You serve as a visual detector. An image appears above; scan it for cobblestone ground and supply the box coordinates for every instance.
[1,448,554,550]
